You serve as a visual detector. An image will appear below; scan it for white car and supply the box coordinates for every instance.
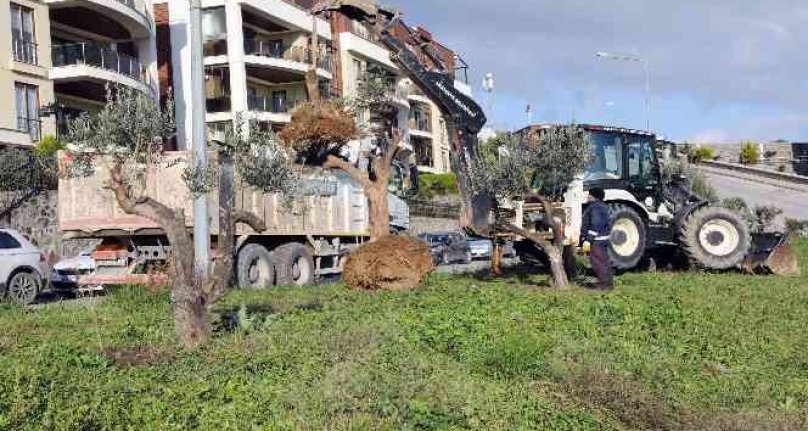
[51,251,96,290]
[0,229,45,305]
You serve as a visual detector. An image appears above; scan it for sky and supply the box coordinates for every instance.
[386,0,808,143]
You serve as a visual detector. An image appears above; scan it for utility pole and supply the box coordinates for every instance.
[596,51,651,131]
[190,0,210,279]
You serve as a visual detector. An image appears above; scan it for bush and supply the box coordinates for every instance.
[417,173,459,198]
[740,142,760,165]
[786,218,808,237]
[33,135,66,158]
[778,164,787,173]
[690,146,716,163]
[689,169,719,202]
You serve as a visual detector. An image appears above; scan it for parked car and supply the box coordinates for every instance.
[419,232,472,265]
[467,237,518,260]
[51,250,96,291]
[0,229,45,305]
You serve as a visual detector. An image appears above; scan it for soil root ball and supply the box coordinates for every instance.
[343,235,434,291]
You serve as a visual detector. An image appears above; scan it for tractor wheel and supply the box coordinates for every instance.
[680,206,750,270]
[608,204,647,270]
[237,244,275,289]
[274,243,316,286]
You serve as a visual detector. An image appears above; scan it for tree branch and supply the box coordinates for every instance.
[234,210,266,232]
[324,155,371,189]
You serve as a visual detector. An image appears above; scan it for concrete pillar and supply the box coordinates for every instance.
[225,0,248,131]
[168,0,193,149]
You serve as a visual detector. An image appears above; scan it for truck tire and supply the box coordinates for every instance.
[237,244,275,289]
[680,206,750,270]
[274,243,315,286]
[7,271,39,305]
[608,204,647,270]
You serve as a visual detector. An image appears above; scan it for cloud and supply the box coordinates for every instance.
[388,0,808,141]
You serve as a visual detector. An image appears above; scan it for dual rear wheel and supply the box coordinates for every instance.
[236,242,315,289]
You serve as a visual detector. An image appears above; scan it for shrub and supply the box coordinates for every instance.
[778,164,787,173]
[689,169,719,202]
[740,141,760,164]
[786,218,808,237]
[690,146,716,163]
[417,173,459,198]
[33,135,66,158]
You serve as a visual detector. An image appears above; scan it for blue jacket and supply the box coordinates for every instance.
[582,200,611,242]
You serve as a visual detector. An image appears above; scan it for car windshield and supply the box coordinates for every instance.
[424,234,449,245]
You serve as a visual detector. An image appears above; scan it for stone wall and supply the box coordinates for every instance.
[409,216,460,235]
[0,190,96,259]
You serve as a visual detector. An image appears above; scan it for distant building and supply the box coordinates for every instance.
[793,143,808,176]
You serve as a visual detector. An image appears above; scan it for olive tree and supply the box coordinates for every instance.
[280,67,403,241]
[469,126,592,288]
[64,86,296,348]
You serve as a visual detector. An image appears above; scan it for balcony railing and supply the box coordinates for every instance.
[17,117,41,142]
[248,94,304,114]
[12,38,38,65]
[52,43,150,85]
[206,96,231,113]
[114,0,148,18]
[409,117,432,133]
[203,38,228,56]
[243,40,333,72]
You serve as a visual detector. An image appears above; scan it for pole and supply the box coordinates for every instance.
[643,60,651,131]
[190,0,210,279]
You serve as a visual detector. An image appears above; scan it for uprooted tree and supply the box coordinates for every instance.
[64,85,297,348]
[280,66,404,241]
[468,126,592,288]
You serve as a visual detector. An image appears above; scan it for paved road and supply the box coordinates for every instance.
[702,168,808,221]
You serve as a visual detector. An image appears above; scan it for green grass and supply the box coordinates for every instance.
[1,240,807,430]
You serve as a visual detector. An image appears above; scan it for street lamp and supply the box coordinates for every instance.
[596,51,651,131]
[482,72,495,127]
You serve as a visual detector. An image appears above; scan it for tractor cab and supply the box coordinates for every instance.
[583,125,663,208]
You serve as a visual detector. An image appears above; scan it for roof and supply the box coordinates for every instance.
[517,123,656,138]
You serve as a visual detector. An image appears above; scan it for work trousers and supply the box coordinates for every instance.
[589,241,614,290]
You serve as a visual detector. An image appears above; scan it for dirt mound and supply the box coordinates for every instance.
[343,235,434,291]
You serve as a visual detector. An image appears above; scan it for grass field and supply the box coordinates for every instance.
[1,240,807,430]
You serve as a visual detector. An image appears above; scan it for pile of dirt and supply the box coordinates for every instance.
[343,235,434,291]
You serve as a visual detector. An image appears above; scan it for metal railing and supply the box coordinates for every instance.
[115,0,148,18]
[206,96,231,113]
[203,38,228,56]
[409,117,432,133]
[247,94,303,114]
[16,117,41,142]
[11,38,38,65]
[243,40,333,72]
[52,43,150,85]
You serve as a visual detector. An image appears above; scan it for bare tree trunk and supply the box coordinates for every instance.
[499,221,569,289]
[207,152,235,301]
[107,164,212,348]
[366,180,390,241]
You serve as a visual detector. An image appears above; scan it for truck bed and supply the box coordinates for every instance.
[59,152,372,238]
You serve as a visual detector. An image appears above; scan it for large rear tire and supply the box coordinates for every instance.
[680,206,750,270]
[608,204,647,270]
[274,243,316,286]
[237,244,275,289]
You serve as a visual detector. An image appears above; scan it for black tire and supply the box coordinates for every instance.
[236,244,275,289]
[607,204,647,270]
[680,206,750,270]
[274,243,315,286]
[7,271,39,305]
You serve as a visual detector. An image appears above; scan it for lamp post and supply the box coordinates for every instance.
[482,72,494,127]
[190,0,210,279]
[596,51,651,131]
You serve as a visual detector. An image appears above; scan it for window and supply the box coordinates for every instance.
[271,90,287,113]
[10,3,36,64]
[627,137,658,186]
[15,82,39,141]
[0,232,21,249]
[586,131,622,181]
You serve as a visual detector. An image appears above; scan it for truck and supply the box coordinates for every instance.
[59,154,410,288]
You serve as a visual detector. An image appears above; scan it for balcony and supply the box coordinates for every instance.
[243,40,333,79]
[409,117,432,134]
[51,43,152,95]
[45,0,152,39]
[247,94,304,114]
[11,38,38,65]
[206,95,232,113]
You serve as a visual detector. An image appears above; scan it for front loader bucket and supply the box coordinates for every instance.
[741,233,801,276]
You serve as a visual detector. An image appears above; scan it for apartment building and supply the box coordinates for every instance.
[1,0,157,148]
[1,0,54,148]
[155,0,332,148]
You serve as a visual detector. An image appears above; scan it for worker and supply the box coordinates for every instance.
[581,187,614,290]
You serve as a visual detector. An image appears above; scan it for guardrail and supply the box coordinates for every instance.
[407,199,460,219]
[699,160,808,186]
